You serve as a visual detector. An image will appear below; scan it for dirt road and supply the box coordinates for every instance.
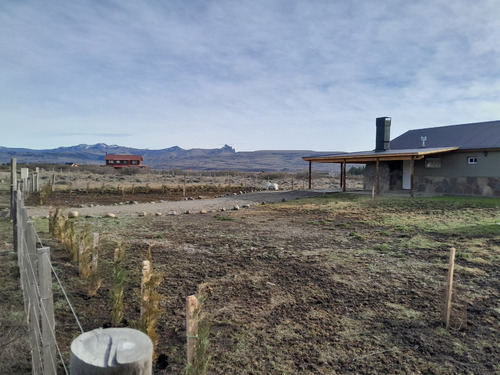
[27,189,336,218]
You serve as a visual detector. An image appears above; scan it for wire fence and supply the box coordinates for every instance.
[10,158,198,374]
[12,167,83,374]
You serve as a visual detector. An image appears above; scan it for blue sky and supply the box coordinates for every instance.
[1,0,499,152]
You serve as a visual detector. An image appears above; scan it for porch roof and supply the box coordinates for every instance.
[302,147,459,164]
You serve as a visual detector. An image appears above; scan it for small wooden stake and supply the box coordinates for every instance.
[141,260,152,318]
[186,295,199,365]
[114,247,121,262]
[444,247,456,329]
[91,233,99,272]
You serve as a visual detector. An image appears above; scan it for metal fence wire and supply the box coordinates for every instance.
[12,183,83,375]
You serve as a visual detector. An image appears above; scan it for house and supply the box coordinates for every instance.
[303,118,500,196]
[104,154,147,169]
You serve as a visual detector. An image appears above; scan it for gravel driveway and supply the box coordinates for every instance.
[27,189,336,218]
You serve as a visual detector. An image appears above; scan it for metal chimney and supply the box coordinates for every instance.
[375,117,391,152]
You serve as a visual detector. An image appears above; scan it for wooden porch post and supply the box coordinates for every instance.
[339,163,343,188]
[342,160,347,192]
[308,161,312,189]
[375,158,380,195]
[410,156,415,197]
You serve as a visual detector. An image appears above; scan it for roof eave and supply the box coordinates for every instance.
[302,147,459,163]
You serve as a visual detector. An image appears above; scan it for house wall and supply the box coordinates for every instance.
[414,150,500,196]
[415,150,500,177]
[363,150,500,196]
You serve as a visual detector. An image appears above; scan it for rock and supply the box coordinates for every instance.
[266,183,279,190]
[155,212,162,216]
[242,204,251,208]
[220,208,226,212]
[233,205,240,211]
[105,213,116,218]
[200,210,207,214]
[138,212,147,217]
[68,211,79,218]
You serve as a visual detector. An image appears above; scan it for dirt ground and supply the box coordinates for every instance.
[1,170,499,374]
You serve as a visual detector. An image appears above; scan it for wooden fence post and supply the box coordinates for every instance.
[16,195,29,315]
[444,247,456,329]
[38,246,57,375]
[186,295,199,365]
[11,158,17,219]
[35,168,40,192]
[70,328,153,375]
[26,221,42,374]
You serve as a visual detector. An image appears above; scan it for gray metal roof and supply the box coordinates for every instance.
[391,120,500,150]
[302,147,458,163]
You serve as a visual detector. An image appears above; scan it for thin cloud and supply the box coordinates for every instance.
[0,1,499,151]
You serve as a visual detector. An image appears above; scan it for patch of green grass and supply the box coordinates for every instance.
[385,302,422,319]
[348,231,363,240]
[33,217,49,233]
[456,251,472,260]
[213,215,235,221]
[399,234,441,250]
[375,243,391,253]
[438,221,500,237]
[454,264,487,277]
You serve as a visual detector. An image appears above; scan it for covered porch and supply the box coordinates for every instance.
[302,147,458,196]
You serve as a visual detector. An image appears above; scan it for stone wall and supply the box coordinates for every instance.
[363,162,390,192]
[414,176,500,196]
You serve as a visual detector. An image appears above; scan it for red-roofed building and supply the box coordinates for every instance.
[105,154,147,169]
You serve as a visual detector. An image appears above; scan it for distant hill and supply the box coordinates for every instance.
[0,143,341,172]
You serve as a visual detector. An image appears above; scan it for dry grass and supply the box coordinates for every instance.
[1,169,499,374]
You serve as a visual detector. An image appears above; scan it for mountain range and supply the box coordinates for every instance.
[0,144,340,172]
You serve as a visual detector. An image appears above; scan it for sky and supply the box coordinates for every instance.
[1,0,499,152]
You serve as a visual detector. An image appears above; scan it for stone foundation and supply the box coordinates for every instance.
[415,176,500,196]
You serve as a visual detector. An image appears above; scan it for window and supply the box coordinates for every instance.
[468,156,478,165]
[108,160,114,164]
[425,158,441,168]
